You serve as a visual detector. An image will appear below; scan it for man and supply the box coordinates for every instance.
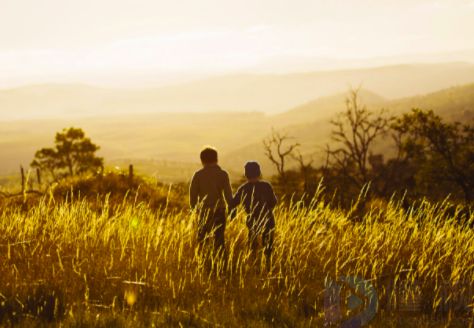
[190,146,233,263]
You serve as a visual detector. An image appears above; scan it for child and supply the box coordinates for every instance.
[230,161,277,262]
[189,146,233,263]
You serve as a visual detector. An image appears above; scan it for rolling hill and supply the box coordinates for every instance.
[271,89,387,126]
[1,80,474,184]
[224,82,474,175]
[1,62,474,121]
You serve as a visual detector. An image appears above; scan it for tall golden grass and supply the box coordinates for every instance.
[0,184,473,327]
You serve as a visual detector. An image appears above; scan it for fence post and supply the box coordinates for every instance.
[20,165,25,192]
[129,164,134,190]
[36,168,41,189]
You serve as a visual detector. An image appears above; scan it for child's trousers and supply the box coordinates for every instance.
[248,219,274,259]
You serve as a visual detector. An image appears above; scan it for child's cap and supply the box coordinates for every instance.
[244,161,261,179]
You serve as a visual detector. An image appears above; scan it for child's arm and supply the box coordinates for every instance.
[223,171,233,208]
[228,186,244,220]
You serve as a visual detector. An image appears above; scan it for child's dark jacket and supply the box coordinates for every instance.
[230,181,277,228]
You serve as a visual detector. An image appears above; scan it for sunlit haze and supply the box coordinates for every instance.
[2,0,474,88]
[2,2,474,326]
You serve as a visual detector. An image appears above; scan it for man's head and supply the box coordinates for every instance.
[244,161,261,180]
[200,146,218,165]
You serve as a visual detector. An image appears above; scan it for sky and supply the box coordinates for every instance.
[1,0,474,88]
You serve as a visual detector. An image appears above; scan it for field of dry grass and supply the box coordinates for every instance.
[0,181,473,327]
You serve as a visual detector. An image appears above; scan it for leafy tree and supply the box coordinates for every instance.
[31,148,60,181]
[31,127,103,179]
[393,109,474,203]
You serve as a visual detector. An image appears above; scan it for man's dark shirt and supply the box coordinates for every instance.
[189,164,233,210]
[231,181,277,228]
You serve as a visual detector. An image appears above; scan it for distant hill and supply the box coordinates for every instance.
[2,83,119,96]
[1,62,474,121]
[1,81,474,181]
[270,82,474,128]
[0,111,271,177]
[384,82,474,122]
[224,82,474,175]
[271,89,387,126]
[0,83,129,121]
[252,49,474,73]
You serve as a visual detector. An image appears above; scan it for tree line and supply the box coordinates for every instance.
[263,87,474,206]
[29,88,474,206]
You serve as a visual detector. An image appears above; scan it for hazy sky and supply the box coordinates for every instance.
[1,0,474,87]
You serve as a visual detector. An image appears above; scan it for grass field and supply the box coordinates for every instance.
[1,181,473,327]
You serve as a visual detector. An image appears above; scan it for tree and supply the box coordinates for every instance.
[31,148,60,181]
[325,87,394,204]
[263,128,300,186]
[31,127,104,179]
[393,109,474,203]
[291,151,314,196]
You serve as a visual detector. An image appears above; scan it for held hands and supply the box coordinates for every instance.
[228,208,238,221]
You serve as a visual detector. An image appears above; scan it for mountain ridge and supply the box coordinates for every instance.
[1,62,474,121]
[2,81,474,179]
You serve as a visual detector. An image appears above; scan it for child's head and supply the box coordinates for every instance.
[200,146,218,165]
[244,161,261,180]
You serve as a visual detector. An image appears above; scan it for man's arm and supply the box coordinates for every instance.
[230,186,243,209]
[189,172,199,209]
[222,171,233,208]
[228,186,243,220]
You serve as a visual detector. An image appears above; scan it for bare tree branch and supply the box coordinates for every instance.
[326,86,395,199]
[263,128,300,185]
